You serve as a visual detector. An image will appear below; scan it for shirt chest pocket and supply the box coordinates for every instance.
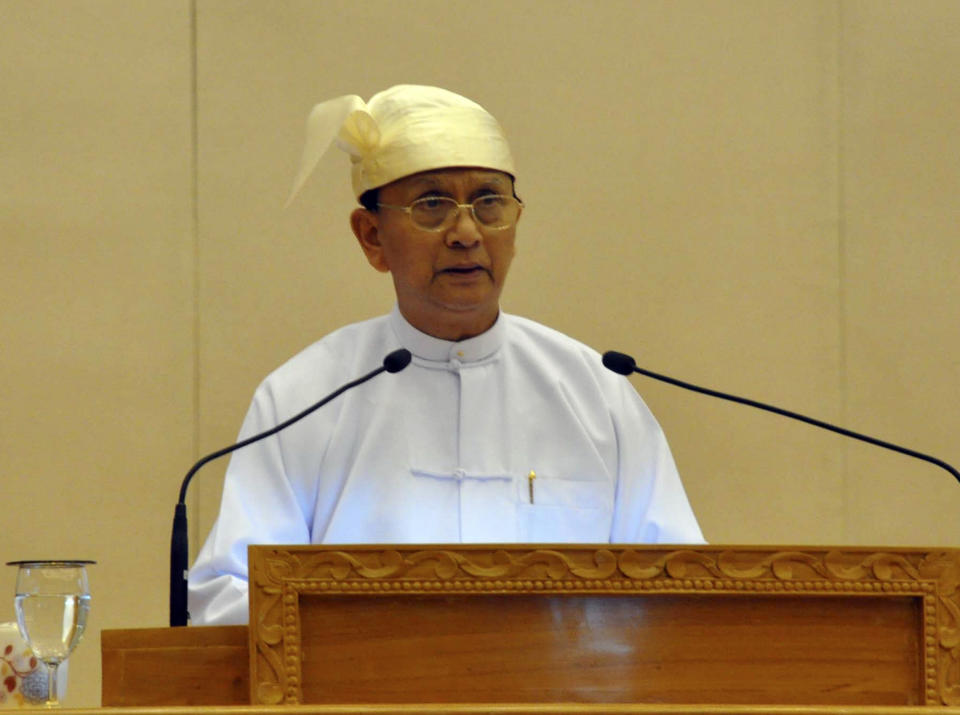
[517,476,614,543]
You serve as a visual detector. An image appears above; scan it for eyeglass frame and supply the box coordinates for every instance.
[375,194,523,232]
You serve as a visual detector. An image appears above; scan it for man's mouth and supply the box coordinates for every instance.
[439,265,487,276]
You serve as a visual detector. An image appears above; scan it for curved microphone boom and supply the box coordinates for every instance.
[169,348,412,627]
[602,349,960,485]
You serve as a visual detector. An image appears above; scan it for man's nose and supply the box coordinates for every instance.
[445,205,482,247]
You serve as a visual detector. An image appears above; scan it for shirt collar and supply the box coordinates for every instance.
[389,305,505,364]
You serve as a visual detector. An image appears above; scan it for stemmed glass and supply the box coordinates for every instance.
[7,560,94,707]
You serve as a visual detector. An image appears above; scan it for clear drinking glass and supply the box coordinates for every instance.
[7,560,94,707]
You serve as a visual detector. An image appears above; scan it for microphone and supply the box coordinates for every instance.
[602,349,960,485]
[169,348,412,626]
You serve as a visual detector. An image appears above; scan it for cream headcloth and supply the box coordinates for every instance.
[287,85,515,204]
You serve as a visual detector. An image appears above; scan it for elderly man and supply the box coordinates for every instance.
[188,85,702,625]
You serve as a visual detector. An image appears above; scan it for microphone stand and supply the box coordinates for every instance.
[602,350,960,485]
[169,349,411,626]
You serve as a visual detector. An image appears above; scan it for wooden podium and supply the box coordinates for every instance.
[103,545,960,710]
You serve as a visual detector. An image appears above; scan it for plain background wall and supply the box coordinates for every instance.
[1,0,958,706]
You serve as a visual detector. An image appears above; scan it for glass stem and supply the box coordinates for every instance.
[46,660,60,707]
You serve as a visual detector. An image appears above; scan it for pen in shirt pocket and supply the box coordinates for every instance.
[528,470,536,504]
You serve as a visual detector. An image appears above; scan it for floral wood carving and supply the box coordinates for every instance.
[248,545,960,706]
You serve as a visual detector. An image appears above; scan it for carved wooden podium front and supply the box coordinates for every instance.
[246,545,960,707]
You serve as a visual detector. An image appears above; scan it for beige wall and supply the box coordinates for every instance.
[2,0,958,706]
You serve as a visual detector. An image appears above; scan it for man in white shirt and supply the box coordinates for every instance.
[188,85,703,626]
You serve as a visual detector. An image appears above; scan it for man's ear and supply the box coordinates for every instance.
[350,208,390,273]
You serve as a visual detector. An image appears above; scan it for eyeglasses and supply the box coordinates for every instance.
[377,195,523,232]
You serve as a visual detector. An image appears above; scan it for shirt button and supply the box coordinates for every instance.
[456,350,465,358]
[453,468,466,480]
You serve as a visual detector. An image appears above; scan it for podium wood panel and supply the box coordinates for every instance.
[101,625,248,705]
[295,592,919,704]
[249,545,960,707]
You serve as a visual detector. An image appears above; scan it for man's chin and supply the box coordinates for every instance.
[415,297,500,339]
[431,282,498,309]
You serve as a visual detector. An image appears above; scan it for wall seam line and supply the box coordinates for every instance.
[836,0,851,543]
[189,0,201,557]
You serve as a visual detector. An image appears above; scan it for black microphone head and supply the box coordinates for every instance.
[383,348,412,373]
[602,350,637,376]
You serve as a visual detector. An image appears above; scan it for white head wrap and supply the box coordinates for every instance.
[287,85,515,204]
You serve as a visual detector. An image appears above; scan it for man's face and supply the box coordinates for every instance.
[351,168,520,341]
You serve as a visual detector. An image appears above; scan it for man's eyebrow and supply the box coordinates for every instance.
[406,176,444,191]
[472,173,510,187]
[398,177,443,197]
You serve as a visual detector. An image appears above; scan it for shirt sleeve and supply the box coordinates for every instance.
[187,382,313,625]
[607,376,705,544]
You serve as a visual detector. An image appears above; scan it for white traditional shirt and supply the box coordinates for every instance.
[188,307,703,624]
